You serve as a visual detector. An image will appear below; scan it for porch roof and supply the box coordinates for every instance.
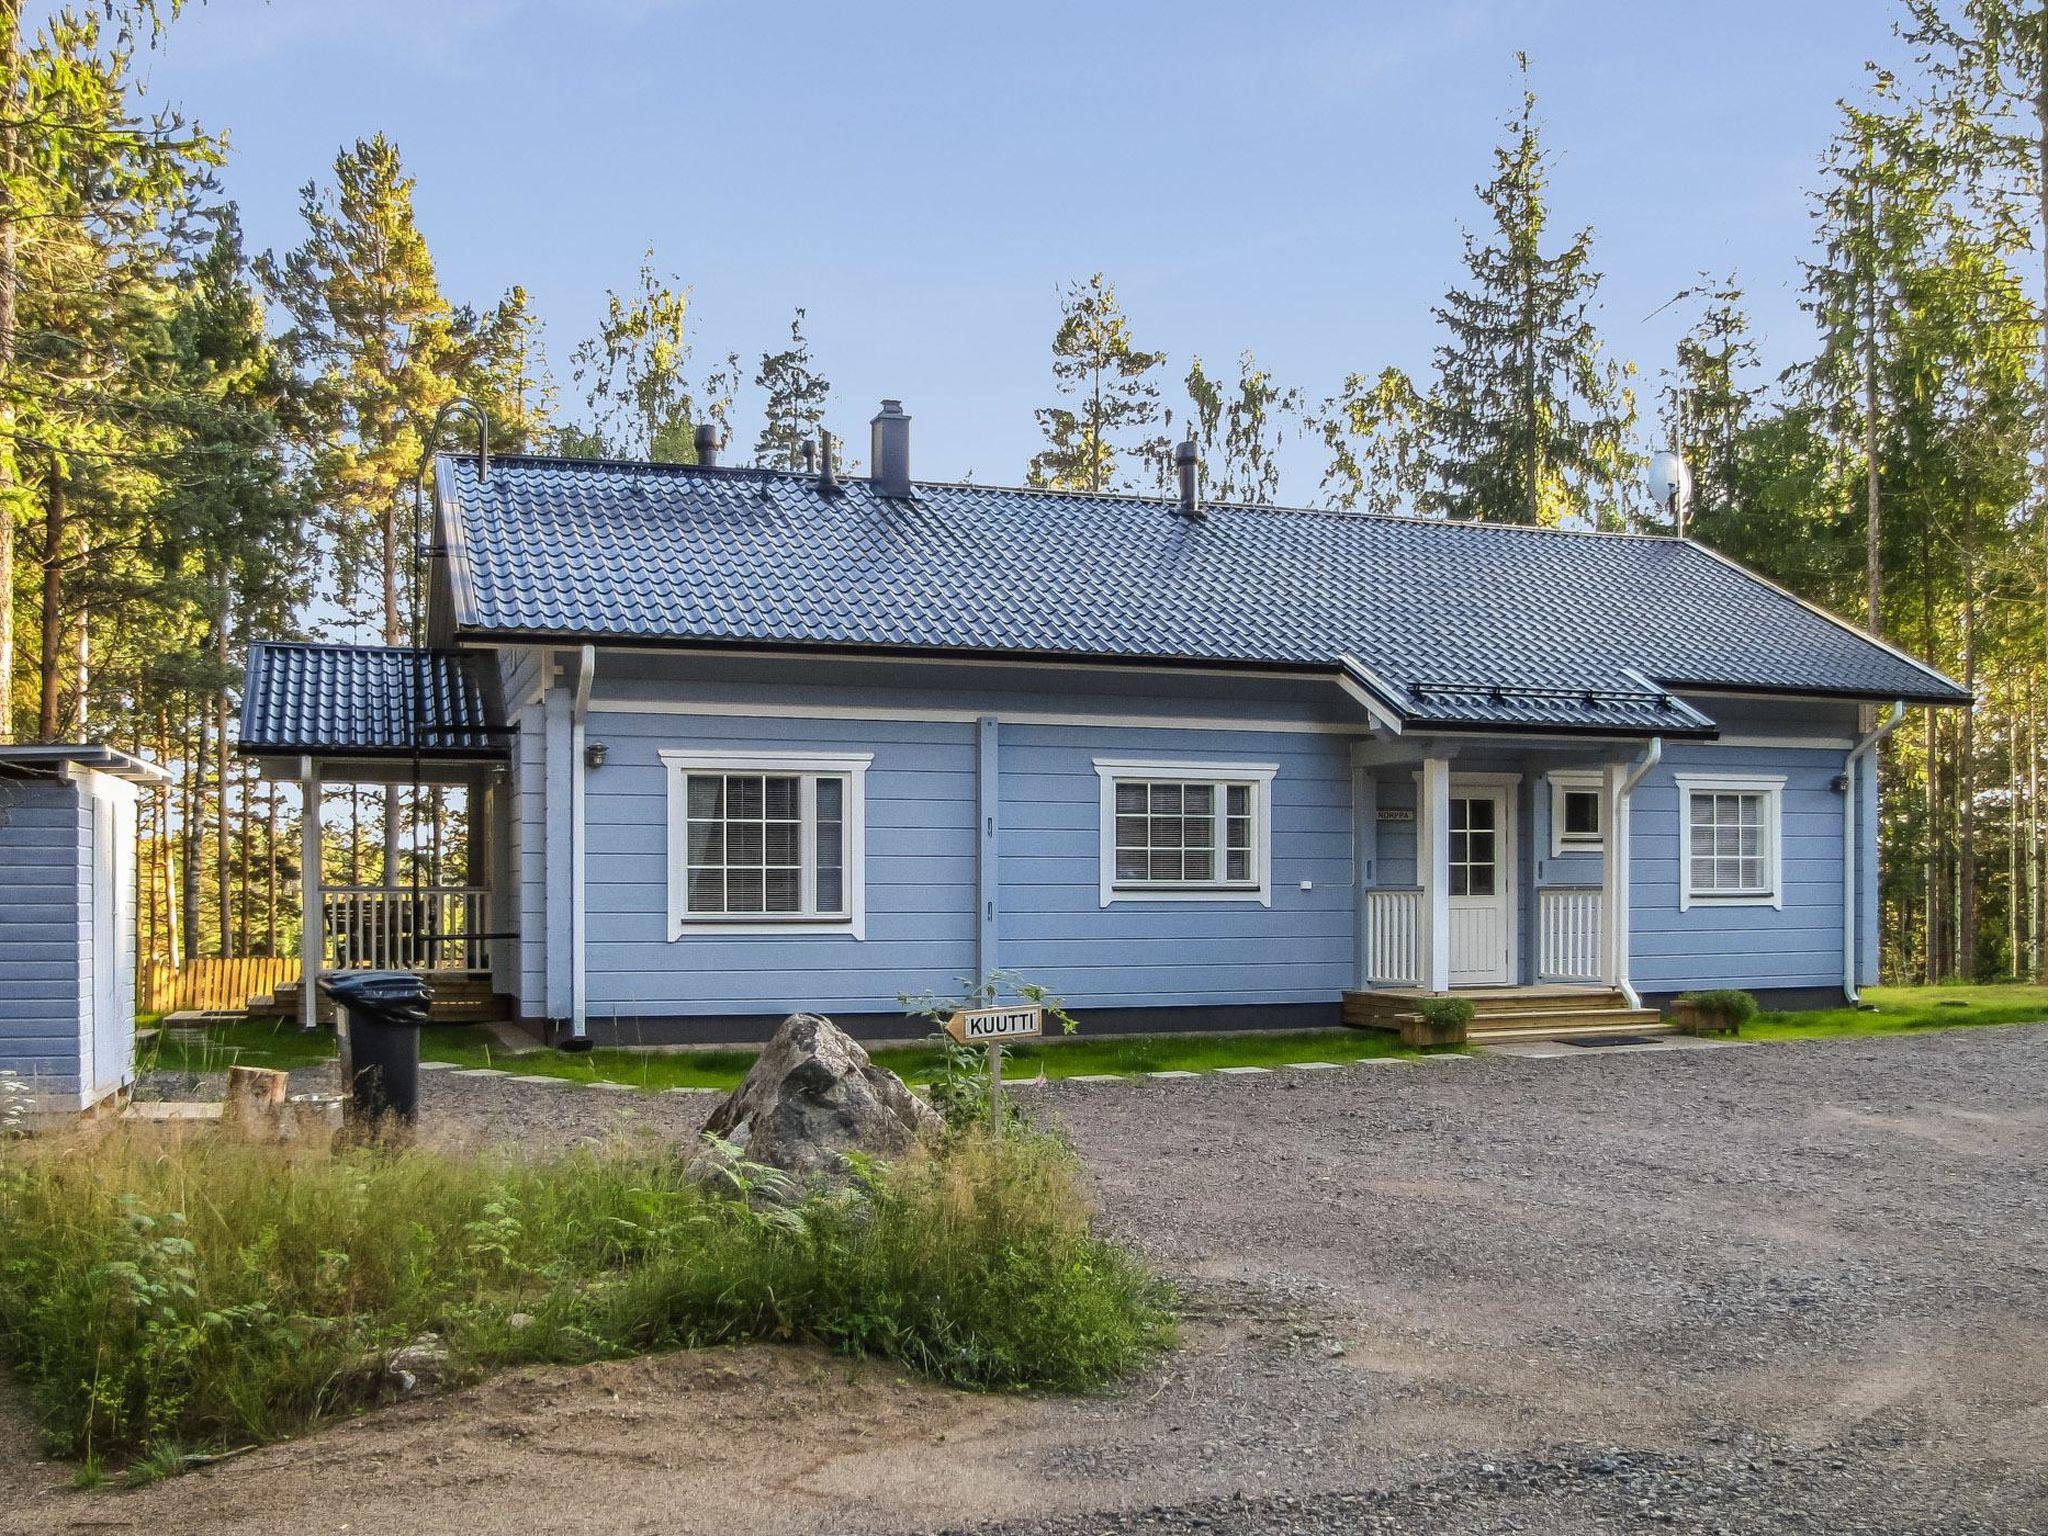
[237,642,508,763]
[432,452,1967,736]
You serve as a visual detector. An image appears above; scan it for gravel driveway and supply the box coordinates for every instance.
[13,1028,2046,1535]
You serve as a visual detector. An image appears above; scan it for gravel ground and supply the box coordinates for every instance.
[16,1028,2047,1534]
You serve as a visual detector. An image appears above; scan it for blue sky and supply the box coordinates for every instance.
[114,0,1901,496]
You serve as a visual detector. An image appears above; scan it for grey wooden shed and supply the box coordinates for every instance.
[0,745,166,1111]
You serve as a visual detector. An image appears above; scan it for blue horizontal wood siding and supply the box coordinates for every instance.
[1627,741,1849,994]
[997,724,1355,1009]
[0,781,86,1101]
[579,709,981,1018]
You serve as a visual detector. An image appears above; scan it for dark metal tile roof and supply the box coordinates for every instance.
[437,454,1968,733]
[238,643,507,758]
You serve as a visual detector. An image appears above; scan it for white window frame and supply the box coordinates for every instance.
[1093,757,1277,907]
[660,749,871,939]
[1547,770,1605,858]
[1673,772,1785,911]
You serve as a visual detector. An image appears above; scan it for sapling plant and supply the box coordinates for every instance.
[900,971,1077,1131]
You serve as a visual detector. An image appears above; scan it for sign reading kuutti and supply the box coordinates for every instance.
[944,1005,1045,1044]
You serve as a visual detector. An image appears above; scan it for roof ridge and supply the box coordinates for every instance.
[251,639,451,656]
[443,451,1688,544]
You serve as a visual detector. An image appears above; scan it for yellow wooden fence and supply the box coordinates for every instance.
[140,957,299,1016]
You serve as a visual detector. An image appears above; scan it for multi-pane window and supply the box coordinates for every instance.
[1111,778,1257,890]
[1686,789,1770,898]
[1448,795,1497,896]
[682,770,849,919]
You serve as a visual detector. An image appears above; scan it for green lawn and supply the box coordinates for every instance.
[136,1014,344,1076]
[133,1015,1431,1090]
[1741,983,2048,1041]
[414,1023,1432,1092]
[130,983,2048,1089]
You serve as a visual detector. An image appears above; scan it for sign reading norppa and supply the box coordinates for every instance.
[944,1005,1045,1043]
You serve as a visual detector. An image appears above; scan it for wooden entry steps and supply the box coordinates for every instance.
[260,975,513,1026]
[1343,986,1668,1040]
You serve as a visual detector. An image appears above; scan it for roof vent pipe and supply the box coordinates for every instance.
[801,439,816,474]
[693,423,721,467]
[818,429,841,495]
[1174,436,1202,520]
[871,399,911,498]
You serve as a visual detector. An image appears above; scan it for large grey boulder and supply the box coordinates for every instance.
[685,1012,942,1189]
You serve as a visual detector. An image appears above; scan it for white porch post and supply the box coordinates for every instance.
[1600,761,1626,989]
[1419,755,1451,994]
[299,758,323,1031]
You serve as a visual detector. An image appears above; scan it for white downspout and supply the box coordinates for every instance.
[1843,702,1905,1005]
[564,644,595,1049]
[1613,737,1662,1009]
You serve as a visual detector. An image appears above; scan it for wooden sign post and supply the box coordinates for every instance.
[944,1004,1045,1124]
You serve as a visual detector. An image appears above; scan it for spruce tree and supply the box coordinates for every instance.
[1658,276,1761,537]
[1423,57,1637,526]
[1027,272,1163,493]
[753,307,829,470]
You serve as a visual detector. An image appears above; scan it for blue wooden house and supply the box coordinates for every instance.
[239,403,1968,1045]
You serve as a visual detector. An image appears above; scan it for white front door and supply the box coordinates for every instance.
[1447,782,1515,986]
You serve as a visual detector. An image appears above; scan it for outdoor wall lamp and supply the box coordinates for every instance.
[586,742,608,770]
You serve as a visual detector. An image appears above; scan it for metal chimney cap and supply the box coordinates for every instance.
[1173,438,1198,467]
[693,422,722,467]
[873,398,909,419]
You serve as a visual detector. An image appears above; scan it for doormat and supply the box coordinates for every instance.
[1567,1034,1665,1048]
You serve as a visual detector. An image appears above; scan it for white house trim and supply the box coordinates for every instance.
[1673,771,1786,912]
[1707,734,1855,750]
[596,696,1373,736]
[1546,769,1605,858]
[1418,757,1453,992]
[1093,757,1278,907]
[659,748,873,939]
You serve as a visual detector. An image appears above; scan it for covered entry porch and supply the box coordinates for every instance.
[237,643,514,1030]
[1346,731,1666,1030]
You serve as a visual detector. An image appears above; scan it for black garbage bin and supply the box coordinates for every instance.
[319,970,431,1124]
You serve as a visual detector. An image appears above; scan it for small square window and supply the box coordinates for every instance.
[1550,775,1604,857]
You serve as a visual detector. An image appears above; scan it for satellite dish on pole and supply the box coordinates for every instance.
[1648,450,1692,535]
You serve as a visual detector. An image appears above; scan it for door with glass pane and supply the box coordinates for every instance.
[1446,782,1515,986]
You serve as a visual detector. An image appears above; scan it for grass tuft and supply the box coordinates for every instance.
[0,1123,1171,1468]
[1742,983,2048,1041]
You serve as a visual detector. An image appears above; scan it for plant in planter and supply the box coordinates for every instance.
[1400,996,1475,1050]
[1672,989,1757,1036]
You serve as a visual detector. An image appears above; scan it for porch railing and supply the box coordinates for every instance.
[1537,886,1603,982]
[321,886,492,973]
[1365,888,1422,985]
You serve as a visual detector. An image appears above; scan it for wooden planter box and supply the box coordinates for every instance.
[1671,999,1739,1036]
[1397,1011,1469,1050]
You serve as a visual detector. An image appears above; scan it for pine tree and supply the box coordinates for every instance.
[1424,56,1638,527]
[258,133,458,647]
[753,307,829,470]
[1317,367,1433,516]
[0,2,215,738]
[1027,272,1163,493]
[458,284,554,454]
